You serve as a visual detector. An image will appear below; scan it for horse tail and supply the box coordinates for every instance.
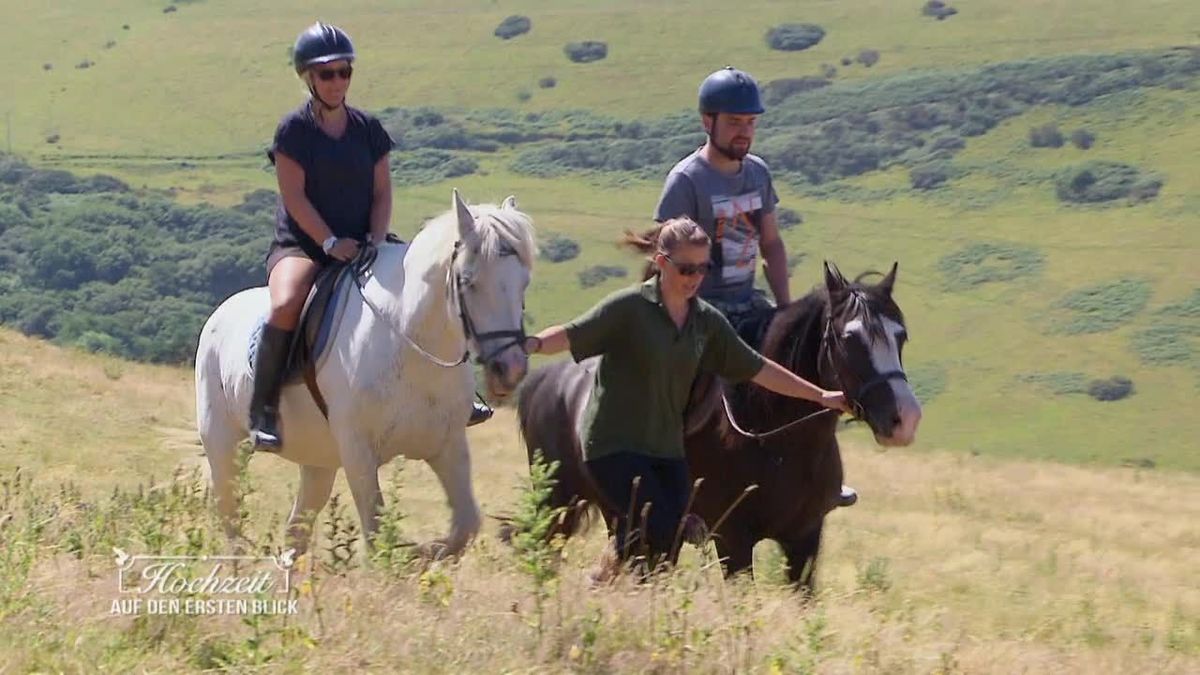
[619,225,663,282]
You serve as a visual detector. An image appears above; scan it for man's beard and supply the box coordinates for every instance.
[712,128,751,160]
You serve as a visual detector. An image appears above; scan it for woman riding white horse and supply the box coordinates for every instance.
[195,190,536,557]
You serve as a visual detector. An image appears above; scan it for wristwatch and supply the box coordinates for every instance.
[322,235,338,254]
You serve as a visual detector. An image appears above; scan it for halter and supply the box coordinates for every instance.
[819,313,908,421]
[720,299,907,441]
[352,240,527,370]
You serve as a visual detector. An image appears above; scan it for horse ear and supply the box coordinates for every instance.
[823,260,847,294]
[501,195,518,210]
[879,261,899,296]
[452,189,479,245]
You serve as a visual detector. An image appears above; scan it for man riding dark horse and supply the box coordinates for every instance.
[653,66,858,506]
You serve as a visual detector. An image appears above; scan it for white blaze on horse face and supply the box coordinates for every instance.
[844,316,922,447]
[467,251,531,398]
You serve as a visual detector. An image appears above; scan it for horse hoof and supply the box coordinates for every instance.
[416,540,452,561]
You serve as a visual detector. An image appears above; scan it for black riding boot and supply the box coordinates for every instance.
[249,324,293,451]
[468,400,493,427]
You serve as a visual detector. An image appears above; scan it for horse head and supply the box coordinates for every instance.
[820,261,922,447]
[450,190,536,400]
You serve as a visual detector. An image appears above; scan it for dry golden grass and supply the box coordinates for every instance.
[1,328,1198,672]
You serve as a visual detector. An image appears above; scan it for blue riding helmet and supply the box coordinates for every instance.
[293,22,356,73]
[698,66,765,115]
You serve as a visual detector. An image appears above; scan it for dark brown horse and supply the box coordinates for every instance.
[516,260,921,590]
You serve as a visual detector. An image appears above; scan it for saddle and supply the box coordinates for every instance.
[248,238,402,415]
[683,301,777,438]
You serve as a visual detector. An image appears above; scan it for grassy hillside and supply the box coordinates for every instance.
[2,3,1198,469]
[0,329,1197,672]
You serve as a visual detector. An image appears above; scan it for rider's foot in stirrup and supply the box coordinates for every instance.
[251,408,283,452]
[836,484,858,508]
[468,401,493,427]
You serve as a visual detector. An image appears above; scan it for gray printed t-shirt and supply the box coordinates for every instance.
[654,149,779,302]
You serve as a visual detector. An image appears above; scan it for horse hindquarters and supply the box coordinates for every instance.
[517,362,601,540]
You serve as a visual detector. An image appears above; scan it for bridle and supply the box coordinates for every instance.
[721,299,907,441]
[818,309,908,421]
[352,239,527,370]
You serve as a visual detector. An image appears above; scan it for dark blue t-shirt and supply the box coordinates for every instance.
[268,102,393,262]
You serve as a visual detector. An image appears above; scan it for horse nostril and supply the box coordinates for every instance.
[891,414,902,429]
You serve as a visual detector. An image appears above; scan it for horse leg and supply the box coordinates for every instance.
[285,464,337,556]
[424,433,482,558]
[335,431,383,552]
[200,420,244,546]
[713,532,756,580]
[779,520,825,596]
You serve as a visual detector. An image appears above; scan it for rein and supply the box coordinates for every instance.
[351,240,526,370]
[720,307,907,442]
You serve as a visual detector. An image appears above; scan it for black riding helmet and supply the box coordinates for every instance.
[698,66,765,115]
[293,22,356,73]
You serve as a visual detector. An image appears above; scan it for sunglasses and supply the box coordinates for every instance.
[314,65,353,82]
[665,256,713,276]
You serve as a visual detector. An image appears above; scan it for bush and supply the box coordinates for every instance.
[765,24,826,52]
[538,76,557,89]
[1087,376,1134,402]
[857,49,881,68]
[1070,128,1096,149]
[564,41,607,64]
[516,89,532,103]
[1029,123,1064,148]
[776,207,803,230]
[75,59,93,70]
[841,57,853,67]
[42,63,52,71]
[922,1,958,20]
[578,265,626,288]
[539,234,580,263]
[494,15,531,40]
[1055,161,1162,204]
[1052,278,1151,335]
[761,77,831,106]
[910,161,951,190]
[1130,323,1194,365]
[389,150,478,185]
[937,242,1045,287]
[1019,371,1089,395]
[163,5,177,13]
[819,64,837,79]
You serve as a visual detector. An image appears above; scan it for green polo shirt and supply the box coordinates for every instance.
[566,277,765,461]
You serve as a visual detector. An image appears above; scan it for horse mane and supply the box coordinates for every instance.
[421,202,538,269]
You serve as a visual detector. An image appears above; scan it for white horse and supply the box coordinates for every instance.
[195,190,536,557]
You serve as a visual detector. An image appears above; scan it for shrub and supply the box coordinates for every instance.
[494,15,531,40]
[516,89,532,103]
[104,40,117,49]
[163,5,177,13]
[761,77,831,105]
[841,57,853,67]
[1029,123,1064,148]
[776,207,803,230]
[42,63,52,71]
[45,134,60,145]
[538,76,557,89]
[766,24,826,52]
[1019,371,1088,395]
[564,41,607,64]
[1070,128,1096,149]
[857,49,881,67]
[910,161,951,190]
[922,1,958,20]
[389,150,478,185]
[937,242,1045,287]
[578,265,626,288]
[75,59,93,70]
[233,189,277,216]
[1087,376,1134,402]
[539,234,580,263]
[1055,161,1162,204]
[819,63,837,79]
[1052,278,1151,335]
[1130,324,1193,365]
